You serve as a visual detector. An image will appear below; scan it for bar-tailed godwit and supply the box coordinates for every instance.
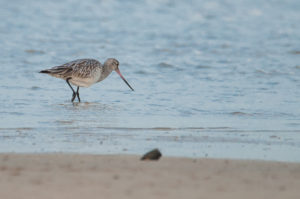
[40,58,134,102]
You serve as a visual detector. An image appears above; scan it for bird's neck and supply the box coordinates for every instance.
[97,63,114,82]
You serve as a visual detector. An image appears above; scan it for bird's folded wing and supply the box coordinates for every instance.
[68,59,101,78]
[42,59,101,79]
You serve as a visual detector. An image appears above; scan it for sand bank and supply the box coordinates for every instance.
[0,154,299,199]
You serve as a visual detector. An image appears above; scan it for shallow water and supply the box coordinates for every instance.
[0,0,300,161]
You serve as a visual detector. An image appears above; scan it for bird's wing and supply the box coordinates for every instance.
[69,59,101,78]
[42,59,101,79]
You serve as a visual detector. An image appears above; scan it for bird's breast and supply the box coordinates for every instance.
[70,68,102,87]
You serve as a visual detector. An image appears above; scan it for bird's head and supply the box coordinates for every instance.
[106,58,119,70]
[105,58,134,91]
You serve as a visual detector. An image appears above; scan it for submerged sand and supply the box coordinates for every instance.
[0,154,300,199]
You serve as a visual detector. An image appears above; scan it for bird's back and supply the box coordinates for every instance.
[41,59,102,80]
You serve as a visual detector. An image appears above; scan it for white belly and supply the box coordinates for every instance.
[69,76,98,87]
[68,67,102,87]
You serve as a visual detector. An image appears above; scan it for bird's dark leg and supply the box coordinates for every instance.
[66,78,76,102]
[76,87,81,102]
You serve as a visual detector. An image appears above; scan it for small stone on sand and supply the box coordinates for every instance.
[141,148,162,160]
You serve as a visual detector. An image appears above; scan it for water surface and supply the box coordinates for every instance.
[0,0,300,161]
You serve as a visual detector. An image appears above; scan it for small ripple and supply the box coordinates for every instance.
[55,120,75,125]
[287,123,300,127]
[89,126,228,131]
[30,86,41,90]
[24,49,45,54]
[230,112,253,116]
[196,65,211,69]
[289,50,300,55]
[56,102,118,112]
[154,48,177,54]
[255,69,267,75]
[0,127,33,131]
[134,70,148,75]
[158,62,175,68]
[134,70,157,75]
[149,103,164,107]
[157,62,183,71]
[0,112,25,116]
[254,69,291,76]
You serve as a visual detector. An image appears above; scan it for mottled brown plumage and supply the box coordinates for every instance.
[40,58,134,102]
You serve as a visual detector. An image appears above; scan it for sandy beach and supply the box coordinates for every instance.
[0,154,299,199]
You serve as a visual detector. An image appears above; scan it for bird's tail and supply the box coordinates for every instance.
[39,66,73,79]
[39,70,51,73]
[39,66,72,74]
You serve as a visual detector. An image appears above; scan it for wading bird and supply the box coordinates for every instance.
[40,58,134,102]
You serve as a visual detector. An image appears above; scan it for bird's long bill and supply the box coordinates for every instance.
[115,68,134,91]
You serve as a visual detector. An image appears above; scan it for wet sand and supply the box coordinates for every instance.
[0,154,300,199]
